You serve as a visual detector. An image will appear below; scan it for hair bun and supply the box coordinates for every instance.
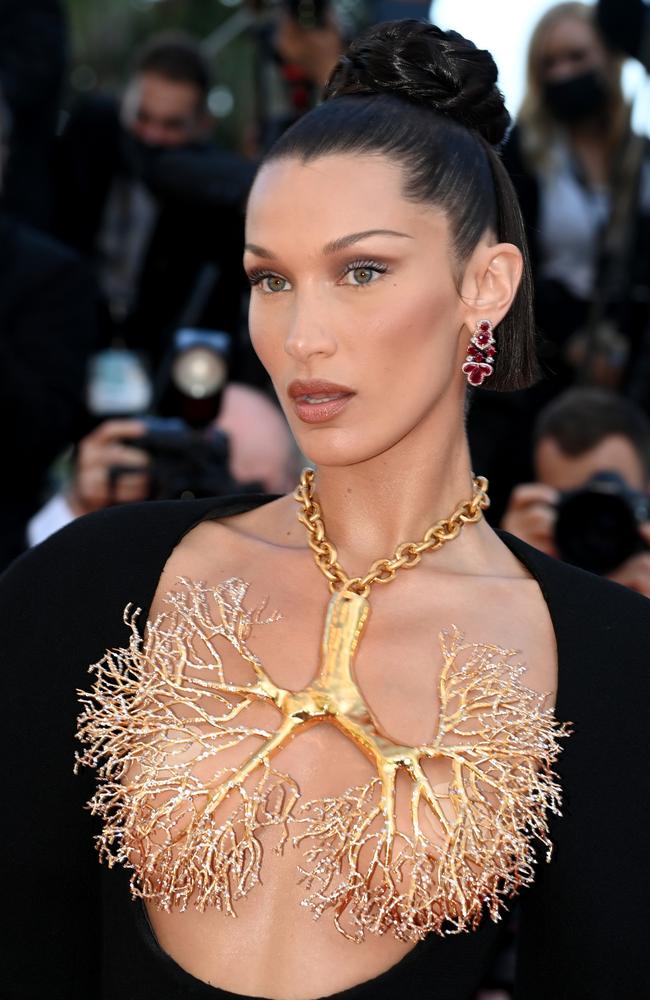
[324,19,510,147]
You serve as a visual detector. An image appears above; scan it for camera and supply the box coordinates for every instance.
[554,470,650,574]
[109,328,261,501]
[116,416,245,501]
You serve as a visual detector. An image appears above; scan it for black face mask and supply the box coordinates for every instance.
[543,69,610,124]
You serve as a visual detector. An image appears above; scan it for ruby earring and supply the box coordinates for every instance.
[462,319,496,387]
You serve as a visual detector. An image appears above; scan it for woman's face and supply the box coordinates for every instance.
[244,154,473,468]
[537,15,608,84]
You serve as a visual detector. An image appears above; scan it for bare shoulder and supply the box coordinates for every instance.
[187,494,303,553]
[153,494,306,611]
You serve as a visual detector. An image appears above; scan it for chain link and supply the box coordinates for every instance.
[294,468,490,597]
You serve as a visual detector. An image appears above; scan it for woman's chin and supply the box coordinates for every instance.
[296,433,395,471]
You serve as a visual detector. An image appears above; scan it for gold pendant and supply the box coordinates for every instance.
[286,590,421,854]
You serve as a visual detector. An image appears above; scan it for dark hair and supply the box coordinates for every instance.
[261,19,537,391]
[133,32,211,102]
[534,388,650,478]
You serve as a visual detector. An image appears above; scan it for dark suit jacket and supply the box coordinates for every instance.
[1,493,648,998]
[52,97,262,382]
[0,212,96,567]
[0,0,67,228]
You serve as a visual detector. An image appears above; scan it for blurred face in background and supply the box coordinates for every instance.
[537,15,608,85]
[121,71,207,147]
[535,434,647,492]
[530,9,619,126]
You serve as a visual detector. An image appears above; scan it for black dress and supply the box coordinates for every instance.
[1,494,648,1000]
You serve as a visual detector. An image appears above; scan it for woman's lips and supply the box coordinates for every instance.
[288,380,355,424]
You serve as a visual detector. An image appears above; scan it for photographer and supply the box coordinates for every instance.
[52,32,258,378]
[27,383,297,546]
[502,388,650,596]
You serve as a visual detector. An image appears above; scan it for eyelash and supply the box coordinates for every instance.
[247,268,278,288]
[246,259,389,292]
[344,259,389,284]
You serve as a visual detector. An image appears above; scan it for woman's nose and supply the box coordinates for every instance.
[284,298,337,364]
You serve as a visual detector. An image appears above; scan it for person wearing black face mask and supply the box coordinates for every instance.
[51,32,259,382]
[467,1,650,525]
[542,67,611,124]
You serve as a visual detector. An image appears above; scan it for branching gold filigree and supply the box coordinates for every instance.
[76,578,570,941]
[292,626,569,941]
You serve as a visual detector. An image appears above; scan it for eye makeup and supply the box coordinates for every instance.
[339,259,389,285]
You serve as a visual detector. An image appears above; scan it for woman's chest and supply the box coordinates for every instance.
[77,569,565,947]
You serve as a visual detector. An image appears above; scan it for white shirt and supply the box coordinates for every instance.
[538,141,650,301]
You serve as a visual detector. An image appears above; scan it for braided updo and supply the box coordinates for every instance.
[325,20,510,147]
[261,20,537,391]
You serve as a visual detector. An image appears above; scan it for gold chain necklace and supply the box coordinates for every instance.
[294,467,490,597]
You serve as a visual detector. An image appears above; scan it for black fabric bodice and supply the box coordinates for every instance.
[1,493,649,999]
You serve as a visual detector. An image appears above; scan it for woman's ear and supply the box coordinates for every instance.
[460,241,523,329]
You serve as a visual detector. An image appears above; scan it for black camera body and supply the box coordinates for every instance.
[113,328,262,501]
[554,470,650,574]
[126,416,245,500]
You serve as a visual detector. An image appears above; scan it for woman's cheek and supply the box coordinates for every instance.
[249,307,278,373]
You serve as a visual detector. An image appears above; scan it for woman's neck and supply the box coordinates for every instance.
[307,420,492,580]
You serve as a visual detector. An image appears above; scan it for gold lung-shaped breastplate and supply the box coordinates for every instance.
[76,577,570,943]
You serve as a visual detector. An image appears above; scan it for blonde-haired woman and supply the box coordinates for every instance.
[517,2,627,180]
[470,1,650,521]
[502,1,644,375]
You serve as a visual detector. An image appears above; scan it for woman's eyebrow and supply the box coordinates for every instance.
[244,229,413,261]
[322,229,413,254]
[244,243,277,260]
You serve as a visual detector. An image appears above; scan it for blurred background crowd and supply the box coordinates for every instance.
[0,0,649,992]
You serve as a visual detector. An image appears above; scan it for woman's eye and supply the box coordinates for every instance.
[265,275,289,293]
[248,272,291,293]
[261,274,289,292]
[342,263,387,286]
